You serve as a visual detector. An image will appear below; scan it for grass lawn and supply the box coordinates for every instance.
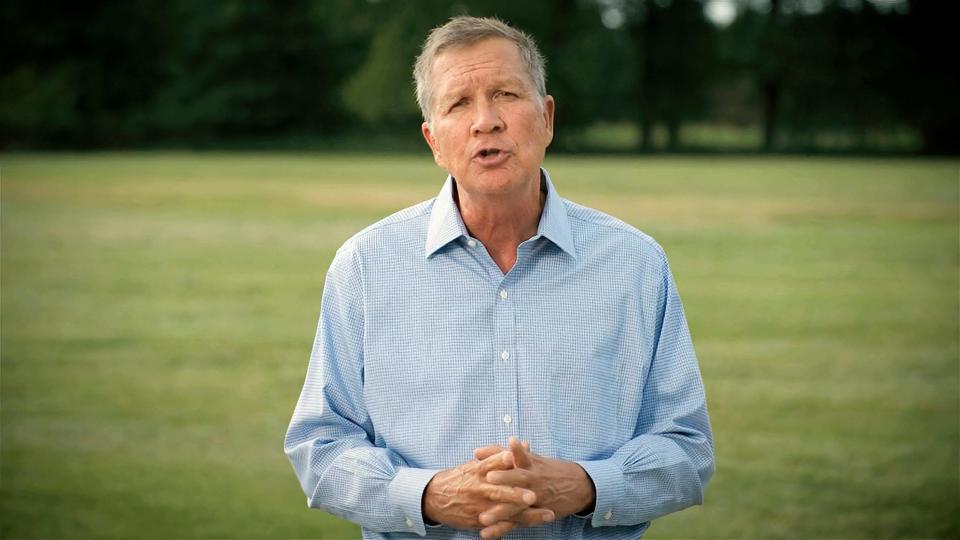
[2,152,958,538]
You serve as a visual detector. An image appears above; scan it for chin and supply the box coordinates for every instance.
[474,171,525,194]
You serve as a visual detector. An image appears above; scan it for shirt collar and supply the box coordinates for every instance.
[424,169,577,260]
[424,177,468,258]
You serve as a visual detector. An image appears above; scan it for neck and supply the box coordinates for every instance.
[455,176,545,274]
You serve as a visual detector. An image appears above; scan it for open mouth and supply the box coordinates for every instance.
[473,146,510,167]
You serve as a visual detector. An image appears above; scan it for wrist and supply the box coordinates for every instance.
[422,476,440,525]
[422,500,439,526]
[574,463,597,514]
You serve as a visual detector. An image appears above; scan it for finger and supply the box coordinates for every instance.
[522,440,530,451]
[485,468,530,487]
[479,502,527,526]
[476,450,513,474]
[509,437,533,468]
[480,520,516,540]
[480,483,537,506]
[480,508,554,539]
[474,445,506,461]
[514,508,556,526]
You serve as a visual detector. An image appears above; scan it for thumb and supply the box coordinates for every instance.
[509,437,533,468]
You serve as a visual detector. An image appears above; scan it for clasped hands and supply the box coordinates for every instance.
[422,437,595,539]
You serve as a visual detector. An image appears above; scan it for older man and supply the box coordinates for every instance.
[285,16,713,540]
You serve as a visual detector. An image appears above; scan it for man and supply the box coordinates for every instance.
[285,16,713,539]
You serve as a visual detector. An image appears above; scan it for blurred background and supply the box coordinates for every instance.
[1,0,958,539]
[2,0,958,154]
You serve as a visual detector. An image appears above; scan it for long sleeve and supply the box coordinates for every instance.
[575,251,715,528]
[283,246,440,536]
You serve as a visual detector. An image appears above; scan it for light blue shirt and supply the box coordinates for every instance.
[285,170,714,539]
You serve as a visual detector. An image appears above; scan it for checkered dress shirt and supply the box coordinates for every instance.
[285,170,714,539]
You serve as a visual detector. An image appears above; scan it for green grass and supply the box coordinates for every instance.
[2,152,957,538]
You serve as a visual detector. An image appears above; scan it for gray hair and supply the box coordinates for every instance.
[413,16,547,123]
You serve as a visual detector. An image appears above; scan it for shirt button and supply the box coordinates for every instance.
[499,290,508,300]
[500,351,510,361]
[405,517,414,528]
[502,414,512,424]
[467,239,477,248]
[604,510,613,520]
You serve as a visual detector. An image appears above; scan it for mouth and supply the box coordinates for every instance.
[473,147,510,166]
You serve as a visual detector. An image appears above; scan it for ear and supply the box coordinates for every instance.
[421,121,445,168]
[542,95,555,146]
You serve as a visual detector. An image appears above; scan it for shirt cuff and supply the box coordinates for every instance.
[388,467,441,536]
[575,457,625,527]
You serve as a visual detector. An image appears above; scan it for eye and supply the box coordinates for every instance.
[495,90,518,99]
[449,98,467,112]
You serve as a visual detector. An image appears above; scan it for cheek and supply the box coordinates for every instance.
[434,137,462,170]
[518,123,547,153]
[439,135,465,159]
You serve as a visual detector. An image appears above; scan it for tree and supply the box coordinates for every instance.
[624,0,718,151]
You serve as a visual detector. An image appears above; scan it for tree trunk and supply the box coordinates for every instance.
[667,119,680,152]
[641,118,654,152]
[631,19,649,152]
[761,0,781,152]
[762,80,779,151]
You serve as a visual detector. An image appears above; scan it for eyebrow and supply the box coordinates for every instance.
[439,76,529,102]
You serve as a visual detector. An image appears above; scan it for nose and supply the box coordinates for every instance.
[471,98,504,135]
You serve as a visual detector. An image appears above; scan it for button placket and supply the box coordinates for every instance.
[494,281,518,438]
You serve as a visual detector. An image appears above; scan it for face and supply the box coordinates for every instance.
[421,38,554,199]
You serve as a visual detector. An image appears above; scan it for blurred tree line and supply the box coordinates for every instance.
[1,0,956,153]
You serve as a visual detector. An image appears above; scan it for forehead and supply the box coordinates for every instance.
[431,38,528,96]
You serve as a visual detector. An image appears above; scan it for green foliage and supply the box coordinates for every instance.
[0,65,81,138]
[0,0,361,146]
[2,152,958,537]
[716,0,959,152]
[342,3,431,125]
[0,1,956,152]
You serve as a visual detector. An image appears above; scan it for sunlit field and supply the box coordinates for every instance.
[2,152,957,538]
